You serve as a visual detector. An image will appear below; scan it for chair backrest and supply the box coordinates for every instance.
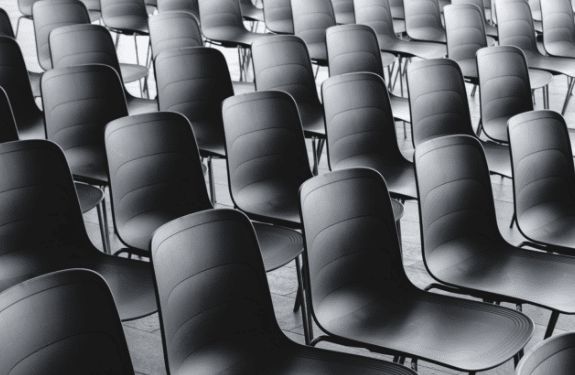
[390,0,405,18]
[444,3,488,61]
[0,8,15,37]
[496,0,539,56]
[17,0,40,17]
[105,111,212,250]
[41,64,128,176]
[414,135,502,271]
[151,208,280,373]
[322,72,403,171]
[149,11,203,60]
[0,269,135,374]
[404,0,445,41]
[516,331,575,375]
[0,36,43,135]
[291,0,337,61]
[154,47,233,138]
[198,0,246,36]
[0,87,22,142]
[477,46,533,142]
[32,0,91,71]
[157,0,200,21]
[507,110,575,234]
[332,0,356,23]
[452,0,490,22]
[262,0,294,34]
[407,58,475,147]
[326,24,385,77]
[222,91,313,210]
[299,168,407,319]
[49,24,124,79]
[353,0,398,43]
[252,35,321,109]
[540,0,575,53]
[100,0,149,32]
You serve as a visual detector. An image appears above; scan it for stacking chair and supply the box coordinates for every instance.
[239,0,265,23]
[0,269,135,374]
[452,0,498,38]
[290,0,337,66]
[157,0,200,20]
[476,46,534,143]
[540,0,575,58]
[262,0,294,34]
[154,46,233,202]
[407,58,512,177]
[151,209,417,375]
[49,24,156,115]
[404,0,446,43]
[41,64,130,254]
[416,134,575,340]
[322,72,417,200]
[325,24,410,124]
[15,0,99,36]
[251,35,326,174]
[332,0,356,23]
[516,332,575,375]
[498,0,575,114]
[0,8,41,97]
[0,140,156,320]
[299,167,533,373]
[198,0,270,81]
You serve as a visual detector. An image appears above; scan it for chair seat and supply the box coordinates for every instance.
[307,43,328,65]
[545,41,575,58]
[519,202,575,254]
[203,27,270,47]
[528,68,553,90]
[525,52,575,77]
[376,35,446,59]
[394,19,406,34]
[389,95,411,123]
[335,13,356,25]
[65,146,109,185]
[251,222,303,271]
[456,58,478,81]
[241,4,265,22]
[483,116,509,142]
[482,141,512,177]
[316,284,533,372]
[381,52,397,68]
[485,22,498,38]
[407,27,446,43]
[299,103,326,137]
[105,18,149,35]
[190,120,226,158]
[266,19,294,34]
[126,94,158,115]
[427,238,575,314]
[15,114,45,140]
[119,63,148,84]
[28,70,42,97]
[232,80,256,94]
[74,182,104,213]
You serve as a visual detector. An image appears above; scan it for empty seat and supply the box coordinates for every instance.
[291,0,337,65]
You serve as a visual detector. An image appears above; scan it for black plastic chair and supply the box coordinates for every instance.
[151,208,417,375]
[0,140,156,320]
[540,0,575,58]
[415,133,575,341]
[332,0,356,23]
[154,46,233,202]
[498,0,575,114]
[322,72,417,200]
[407,58,512,177]
[0,269,135,374]
[290,0,337,66]
[49,23,156,115]
[404,0,446,43]
[516,332,575,374]
[476,46,534,143]
[262,0,294,34]
[325,24,409,124]
[157,0,200,20]
[299,167,533,373]
[251,35,326,174]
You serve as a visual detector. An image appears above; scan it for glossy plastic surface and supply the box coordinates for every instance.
[332,0,356,23]
[300,167,533,372]
[251,35,325,137]
[149,11,203,59]
[404,0,446,42]
[101,0,149,34]
[452,0,498,37]
[517,332,575,375]
[290,0,336,64]
[157,0,200,20]
[222,91,313,229]
[541,0,575,58]
[477,46,533,142]
[239,0,264,21]
[0,269,135,375]
[151,208,416,375]
[262,0,293,34]
[155,47,233,157]
[322,72,417,199]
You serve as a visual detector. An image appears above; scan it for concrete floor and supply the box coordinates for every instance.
[5,0,575,373]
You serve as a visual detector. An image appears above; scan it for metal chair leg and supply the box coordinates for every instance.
[544,310,560,339]
[96,195,111,254]
[311,137,319,176]
[561,77,575,115]
[208,156,216,204]
[296,255,313,345]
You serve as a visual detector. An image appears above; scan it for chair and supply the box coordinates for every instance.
[157,0,200,20]
[498,0,575,114]
[332,0,356,23]
[49,24,156,115]
[154,46,233,202]
[540,0,575,58]
[325,24,410,124]
[299,167,533,373]
[476,46,534,143]
[322,72,417,200]
[251,35,326,174]
[516,332,575,374]
[0,140,157,320]
[262,0,294,34]
[0,269,135,374]
[198,0,270,81]
[290,0,337,66]
[149,12,254,94]
[416,133,575,340]
[0,7,41,98]
[404,0,446,43]
[407,58,512,177]
[151,208,417,375]
[452,0,498,38]
[239,0,265,23]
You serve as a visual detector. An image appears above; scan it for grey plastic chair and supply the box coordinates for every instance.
[299,167,533,373]
[262,0,294,33]
[541,0,575,58]
[452,0,498,37]
[291,0,337,65]
[0,269,136,374]
[332,0,356,23]
[239,0,264,22]
[157,0,200,20]
[404,0,446,43]
[516,332,575,375]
